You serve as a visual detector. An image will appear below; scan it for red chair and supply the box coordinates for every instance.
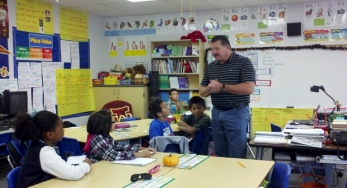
[102,100,134,122]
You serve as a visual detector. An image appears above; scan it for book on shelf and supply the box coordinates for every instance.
[151,59,197,73]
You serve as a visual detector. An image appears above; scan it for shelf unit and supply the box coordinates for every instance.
[150,39,205,91]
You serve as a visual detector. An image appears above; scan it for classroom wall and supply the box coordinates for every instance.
[6,0,105,125]
[102,3,347,109]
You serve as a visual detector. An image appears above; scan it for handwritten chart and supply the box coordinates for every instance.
[60,7,88,42]
[42,62,64,114]
[15,0,54,34]
[251,108,313,136]
[56,69,95,116]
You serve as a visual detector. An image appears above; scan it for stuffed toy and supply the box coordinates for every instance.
[132,64,146,75]
[180,30,207,43]
[121,68,134,79]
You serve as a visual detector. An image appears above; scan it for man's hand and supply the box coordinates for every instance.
[207,79,223,93]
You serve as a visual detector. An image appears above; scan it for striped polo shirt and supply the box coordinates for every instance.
[200,51,255,109]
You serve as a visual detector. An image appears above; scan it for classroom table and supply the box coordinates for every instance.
[30,152,180,188]
[31,153,274,188]
[64,119,181,143]
[163,157,274,188]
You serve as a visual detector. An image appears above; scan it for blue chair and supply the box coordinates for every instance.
[267,162,291,188]
[345,181,347,188]
[58,137,81,161]
[271,123,282,132]
[6,166,20,188]
[0,133,12,156]
[7,140,28,168]
[164,144,181,153]
[191,128,211,155]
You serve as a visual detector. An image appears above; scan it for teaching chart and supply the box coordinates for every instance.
[251,108,313,136]
[42,62,64,114]
[60,7,88,42]
[56,69,95,116]
[15,0,54,34]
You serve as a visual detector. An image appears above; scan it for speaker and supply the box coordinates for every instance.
[287,22,301,36]
[149,71,159,99]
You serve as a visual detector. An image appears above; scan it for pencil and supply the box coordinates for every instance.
[238,161,246,168]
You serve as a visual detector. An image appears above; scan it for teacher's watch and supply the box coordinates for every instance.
[221,84,226,93]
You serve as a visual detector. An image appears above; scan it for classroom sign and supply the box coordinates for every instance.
[16,0,54,35]
[109,37,117,57]
[259,32,283,44]
[304,1,347,27]
[124,36,146,57]
[235,33,255,45]
[258,5,287,29]
[303,30,329,42]
[330,28,347,41]
[16,34,53,61]
[221,8,249,31]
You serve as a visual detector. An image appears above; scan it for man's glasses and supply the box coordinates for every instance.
[130,173,152,182]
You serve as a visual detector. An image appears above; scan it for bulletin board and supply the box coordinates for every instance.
[12,27,92,118]
[251,108,313,136]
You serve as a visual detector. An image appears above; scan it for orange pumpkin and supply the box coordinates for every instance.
[162,154,179,167]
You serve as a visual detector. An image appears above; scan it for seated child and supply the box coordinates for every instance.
[149,97,175,140]
[14,111,91,188]
[177,96,211,140]
[165,88,183,113]
[84,110,156,163]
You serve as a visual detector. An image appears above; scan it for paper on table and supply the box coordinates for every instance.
[112,158,156,166]
[67,155,86,165]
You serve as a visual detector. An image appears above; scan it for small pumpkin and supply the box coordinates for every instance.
[162,154,179,167]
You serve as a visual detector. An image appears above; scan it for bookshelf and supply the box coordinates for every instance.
[150,39,205,93]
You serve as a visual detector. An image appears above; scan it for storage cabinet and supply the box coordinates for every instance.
[93,86,149,119]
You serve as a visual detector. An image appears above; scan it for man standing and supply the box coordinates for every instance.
[199,35,255,158]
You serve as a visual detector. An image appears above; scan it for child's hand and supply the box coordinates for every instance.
[135,150,151,158]
[139,147,156,154]
[83,158,92,166]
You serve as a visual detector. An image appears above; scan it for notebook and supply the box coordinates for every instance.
[112,158,157,166]
[67,155,86,165]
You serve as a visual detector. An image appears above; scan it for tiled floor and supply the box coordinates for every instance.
[0,147,346,188]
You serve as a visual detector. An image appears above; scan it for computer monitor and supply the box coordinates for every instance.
[0,90,28,116]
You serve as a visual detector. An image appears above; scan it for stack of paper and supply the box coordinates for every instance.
[290,136,323,148]
[254,131,289,145]
[316,155,347,164]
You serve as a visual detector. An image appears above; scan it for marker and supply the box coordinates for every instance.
[238,161,246,168]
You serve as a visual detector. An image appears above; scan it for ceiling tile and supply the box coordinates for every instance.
[241,0,281,6]
[48,0,99,7]
[106,2,157,15]
[202,0,247,9]
[90,0,128,4]
[165,0,215,11]
[135,1,182,13]
[75,5,129,17]
[279,0,324,3]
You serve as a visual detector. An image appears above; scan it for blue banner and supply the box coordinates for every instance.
[29,33,53,48]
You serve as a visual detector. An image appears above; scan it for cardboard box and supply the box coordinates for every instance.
[92,79,103,85]
[98,71,109,79]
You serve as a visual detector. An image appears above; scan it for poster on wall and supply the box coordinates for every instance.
[109,37,118,57]
[331,28,347,41]
[60,7,88,42]
[0,38,9,78]
[259,32,284,44]
[16,33,53,61]
[124,36,146,57]
[303,30,329,42]
[235,33,255,45]
[0,0,8,38]
[221,8,249,31]
[16,0,54,35]
[258,5,287,29]
[303,2,347,27]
